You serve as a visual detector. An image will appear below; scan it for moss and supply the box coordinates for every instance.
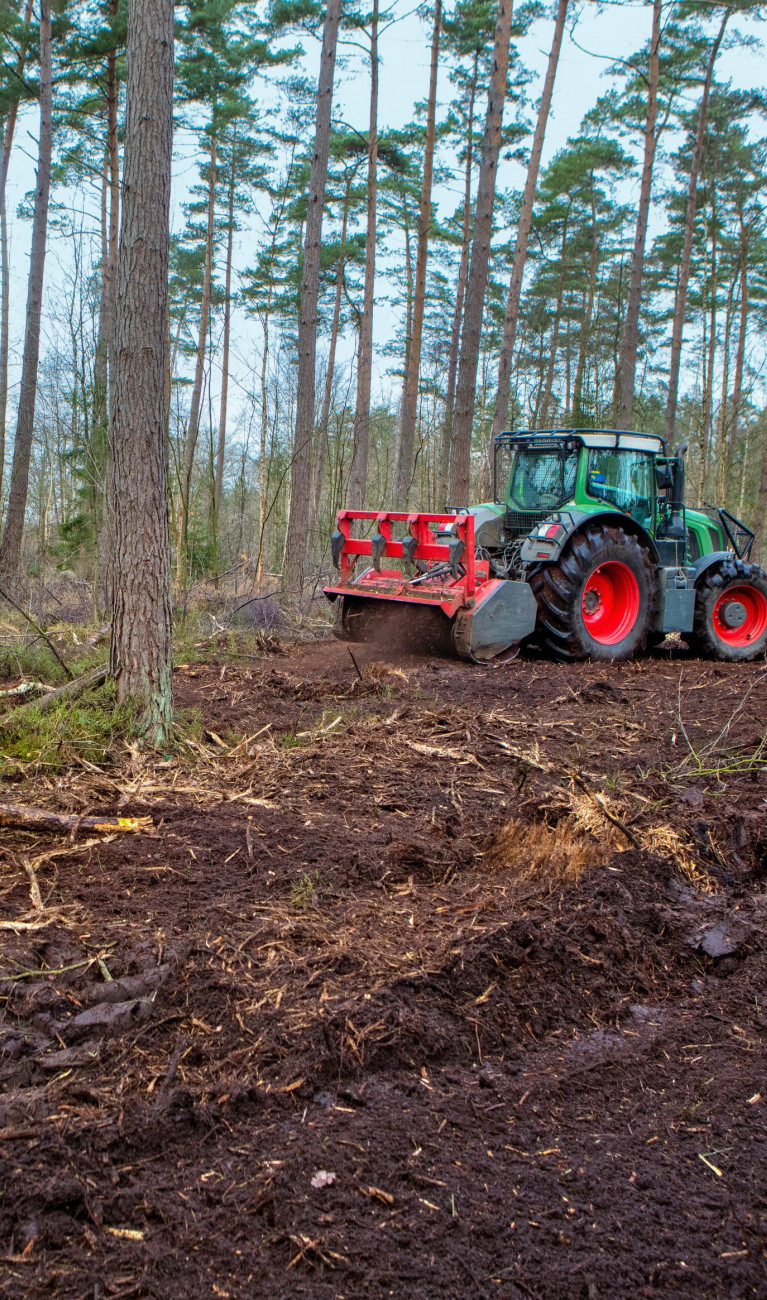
[0,682,130,778]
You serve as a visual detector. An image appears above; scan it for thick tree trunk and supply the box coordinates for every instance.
[109,0,174,747]
[490,0,568,445]
[283,0,342,596]
[179,130,216,583]
[615,0,661,431]
[664,11,727,443]
[393,0,441,505]
[347,0,379,509]
[0,0,53,576]
[448,0,515,506]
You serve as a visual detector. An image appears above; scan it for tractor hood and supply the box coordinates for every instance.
[445,503,505,549]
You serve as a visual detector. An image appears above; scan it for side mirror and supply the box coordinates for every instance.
[655,464,674,490]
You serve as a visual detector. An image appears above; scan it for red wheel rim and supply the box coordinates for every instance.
[712,584,767,647]
[581,561,641,646]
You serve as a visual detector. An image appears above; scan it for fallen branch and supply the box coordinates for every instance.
[5,666,107,718]
[0,802,152,835]
[0,583,73,678]
[0,680,51,700]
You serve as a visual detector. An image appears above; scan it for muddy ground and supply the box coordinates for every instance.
[1,634,767,1298]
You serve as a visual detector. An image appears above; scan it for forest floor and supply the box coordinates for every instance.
[1,631,767,1299]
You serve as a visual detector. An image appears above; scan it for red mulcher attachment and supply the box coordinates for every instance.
[323,509,538,661]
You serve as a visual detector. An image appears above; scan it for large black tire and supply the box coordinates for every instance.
[688,559,767,662]
[529,524,657,661]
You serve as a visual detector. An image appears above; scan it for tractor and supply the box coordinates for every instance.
[324,429,767,663]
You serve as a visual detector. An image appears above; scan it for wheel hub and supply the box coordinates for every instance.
[712,583,767,647]
[719,599,747,630]
[580,560,641,646]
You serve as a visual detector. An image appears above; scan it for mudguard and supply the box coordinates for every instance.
[519,509,659,566]
[691,551,739,584]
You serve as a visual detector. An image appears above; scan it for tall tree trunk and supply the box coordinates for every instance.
[571,180,598,423]
[0,0,34,493]
[179,130,216,583]
[715,271,735,502]
[664,10,727,442]
[393,0,441,504]
[283,0,342,595]
[347,0,379,509]
[214,127,237,552]
[438,54,477,504]
[615,0,661,431]
[448,0,515,505]
[700,205,718,501]
[0,0,53,576]
[490,0,568,444]
[728,208,749,482]
[109,0,174,746]
[538,221,568,426]
[311,173,351,535]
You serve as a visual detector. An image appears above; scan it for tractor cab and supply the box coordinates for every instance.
[494,429,663,538]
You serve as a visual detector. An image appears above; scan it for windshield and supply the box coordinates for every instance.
[506,446,578,512]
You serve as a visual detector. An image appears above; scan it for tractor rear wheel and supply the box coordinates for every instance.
[688,560,767,662]
[530,524,656,661]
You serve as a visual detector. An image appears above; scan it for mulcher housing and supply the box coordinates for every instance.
[324,430,767,663]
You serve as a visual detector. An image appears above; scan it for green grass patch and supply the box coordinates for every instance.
[0,682,130,777]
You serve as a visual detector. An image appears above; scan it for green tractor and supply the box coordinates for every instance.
[324,429,767,663]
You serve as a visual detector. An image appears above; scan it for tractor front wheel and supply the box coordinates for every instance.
[530,524,656,661]
[688,560,767,662]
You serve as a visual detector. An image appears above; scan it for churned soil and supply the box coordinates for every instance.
[2,634,767,1299]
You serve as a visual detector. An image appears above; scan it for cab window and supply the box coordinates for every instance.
[586,450,654,529]
[508,448,579,512]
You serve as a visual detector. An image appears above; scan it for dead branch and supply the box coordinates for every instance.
[4,666,107,719]
[0,802,152,835]
[0,583,73,678]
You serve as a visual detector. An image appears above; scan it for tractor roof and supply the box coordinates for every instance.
[496,428,666,455]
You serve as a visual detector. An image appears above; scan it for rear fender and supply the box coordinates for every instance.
[691,552,735,585]
[520,509,659,566]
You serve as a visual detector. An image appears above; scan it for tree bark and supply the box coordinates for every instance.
[448,0,515,506]
[179,130,217,585]
[347,0,379,510]
[311,171,351,535]
[283,0,342,595]
[393,0,441,505]
[615,0,661,431]
[0,0,35,494]
[490,0,568,445]
[664,10,727,443]
[109,0,174,747]
[729,207,748,483]
[538,219,568,426]
[214,126,237,548]
[438,54,477,505]
[0,0,53,576]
